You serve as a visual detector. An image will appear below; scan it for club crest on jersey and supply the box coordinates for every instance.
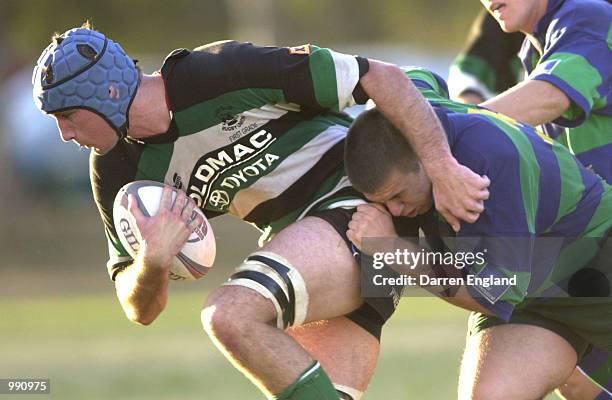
[288,44,311,55]
[214,105,247,132]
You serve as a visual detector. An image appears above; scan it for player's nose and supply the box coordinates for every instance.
[385,200,403,217]
[56,120,76,142]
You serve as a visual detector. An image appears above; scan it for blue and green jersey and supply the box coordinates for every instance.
[520,0,612,182]
[404,66,612,320]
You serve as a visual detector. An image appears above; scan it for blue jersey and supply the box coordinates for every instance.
[519,0,612,182]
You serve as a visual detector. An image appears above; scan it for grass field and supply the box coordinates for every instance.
[0,288,562,400]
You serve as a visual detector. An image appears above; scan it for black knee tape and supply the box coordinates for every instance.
[247,254,296,326]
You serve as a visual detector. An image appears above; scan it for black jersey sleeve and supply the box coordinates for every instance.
[90,140,143,280]
[160,41,370,114]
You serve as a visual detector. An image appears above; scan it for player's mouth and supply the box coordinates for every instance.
[490,3,506,17]
[403,207,418,217]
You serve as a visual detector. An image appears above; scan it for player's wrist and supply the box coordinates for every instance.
[139,242,174,271]
[423,154,459,182]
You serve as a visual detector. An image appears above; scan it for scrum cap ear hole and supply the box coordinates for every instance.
[77,44,97,60]
[43,65,54,84]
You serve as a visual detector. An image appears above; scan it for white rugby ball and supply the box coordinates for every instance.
[113,180,216,281]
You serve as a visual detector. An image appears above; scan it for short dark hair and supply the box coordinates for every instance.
[344,108,420,193]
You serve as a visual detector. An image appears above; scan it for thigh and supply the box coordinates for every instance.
[262,216,362,322]
[459,324,578,400]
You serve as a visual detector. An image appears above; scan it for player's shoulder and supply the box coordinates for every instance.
[445,109,522,153]
[160,40,246,73]
[552,0,611,34]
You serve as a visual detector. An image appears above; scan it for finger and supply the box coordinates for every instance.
[469,200,485,214]
[172,190,187,215]
[476,188,490,201]
[440,210,461,233]
[346,229,361,250]
[351,212,364,222]
[188,213,204,231]
[128,194,147,225]
[480,175,491,188]
[347,220,359,231]
[160,186,174,211]
[182,199,197,222]
[464,211,480,224]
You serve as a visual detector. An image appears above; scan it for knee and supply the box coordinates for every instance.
[556,384,582,400]
[201,287,255,348]
[555,369,602,400]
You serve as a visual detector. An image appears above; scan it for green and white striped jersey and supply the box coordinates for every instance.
[91,41,370,279]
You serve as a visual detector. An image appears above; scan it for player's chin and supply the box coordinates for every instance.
[498,20,518,33]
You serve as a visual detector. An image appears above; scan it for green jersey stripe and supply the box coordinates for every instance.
[308,47,340,112]
[531,52,602,121]
[136,144,174,182]
[551,144,585,226]
[477,112,541,234]
[564,117,612,154]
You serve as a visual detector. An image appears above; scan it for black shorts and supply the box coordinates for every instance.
[307,206,419,340]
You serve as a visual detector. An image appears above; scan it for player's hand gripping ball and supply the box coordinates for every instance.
[113,181,216,281]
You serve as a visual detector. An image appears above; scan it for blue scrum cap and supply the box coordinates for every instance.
[32,27,139,139]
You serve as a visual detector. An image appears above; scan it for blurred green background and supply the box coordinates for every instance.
[0,1,562,399]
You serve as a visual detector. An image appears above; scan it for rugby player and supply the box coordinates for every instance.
[454,2,612,397]
[479,0,612,184]
[32,24,489,399]
[344,68,612,400]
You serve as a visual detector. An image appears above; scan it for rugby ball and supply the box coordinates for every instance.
[113,180,216,281]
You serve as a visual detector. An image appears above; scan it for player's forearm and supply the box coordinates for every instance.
[359,60,456,180]
[481,79,570,126]
[115,245,170,325]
